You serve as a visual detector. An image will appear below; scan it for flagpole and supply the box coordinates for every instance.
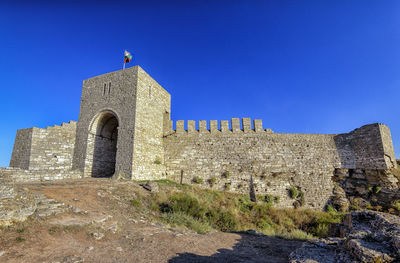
[123,50,126,70]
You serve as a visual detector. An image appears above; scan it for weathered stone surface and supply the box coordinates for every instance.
[0,175,68,226]
[290,211,400,262]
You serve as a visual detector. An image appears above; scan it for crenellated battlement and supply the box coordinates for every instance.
[166,118,274,135]
[43,121,77,131]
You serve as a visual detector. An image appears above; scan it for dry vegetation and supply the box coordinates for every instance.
[138,180,345,239]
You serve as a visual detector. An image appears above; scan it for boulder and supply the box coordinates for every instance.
[140,181,159,192]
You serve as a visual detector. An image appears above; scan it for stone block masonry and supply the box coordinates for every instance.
[72,66,170,179]
[164,119,397,209]
[3,65,398,210]
[10,121,77,171]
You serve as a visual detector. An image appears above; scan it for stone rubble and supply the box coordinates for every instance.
[290,210,400,263]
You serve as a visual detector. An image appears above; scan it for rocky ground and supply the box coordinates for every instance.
[0,178,304,263]
[2,176,400,262]
[290,211,400,262]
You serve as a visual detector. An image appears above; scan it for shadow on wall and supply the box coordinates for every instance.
[334,133,356,169]
[168,232,304,263]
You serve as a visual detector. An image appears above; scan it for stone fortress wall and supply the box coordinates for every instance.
[1,66,397,209]
[3,121,80,182]
[11,121,77,171]
[163,119,396,208]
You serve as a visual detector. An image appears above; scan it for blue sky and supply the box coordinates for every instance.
[0,1,399,166]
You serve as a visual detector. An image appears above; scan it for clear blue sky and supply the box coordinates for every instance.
[0,1,399,166]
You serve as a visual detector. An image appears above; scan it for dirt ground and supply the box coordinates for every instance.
[0,179,304,263]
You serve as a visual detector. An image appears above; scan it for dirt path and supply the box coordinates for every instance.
[0,179,304,262]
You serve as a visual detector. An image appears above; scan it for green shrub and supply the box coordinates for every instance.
[256,217,274,230]
[208,177,216,187]
[16,228,25,233]
[393,200,400,211]
[130,199,142,207]
[252,203,273,218]
[205,208,219,226]
[274,196,280,204]
[15,237,25,242]
[162,212,211,234]
[169,192,205,219]
[308,212,343,238]
[224,182,231,191]
[325,205,337,214]
[288,186,299,199]
[264,194,273,205]
[222,171,230,179]
[238,196,253,213]
[215,210,238,232]
[154,157,162,165]
[192,176,204,184]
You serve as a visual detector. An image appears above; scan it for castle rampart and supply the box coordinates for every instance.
[163,119,396,208]
[1,66,397,210]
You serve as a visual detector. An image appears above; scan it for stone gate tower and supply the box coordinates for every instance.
[72,66,171,179]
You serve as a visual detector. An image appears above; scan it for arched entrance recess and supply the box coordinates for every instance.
[87,111,119,178]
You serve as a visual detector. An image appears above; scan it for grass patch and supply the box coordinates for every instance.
[264,194,273,205]
[288,186,299,199]
[153,179,190,188]
[192,176,204,184]
[48,226,59,235]
[15,236,25,242]
[208,177,216,187]
[277,229,315,240]
[162,212,211,234]
[130,199,142,207]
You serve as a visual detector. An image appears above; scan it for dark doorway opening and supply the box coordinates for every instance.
[91,113,118,177]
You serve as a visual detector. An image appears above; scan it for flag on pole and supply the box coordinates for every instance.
[124,50,133,63]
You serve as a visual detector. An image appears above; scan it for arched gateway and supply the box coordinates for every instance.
[71,66,171,179]
[86,111,119,177]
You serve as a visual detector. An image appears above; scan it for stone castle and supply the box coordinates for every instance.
[1,66,398,209]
